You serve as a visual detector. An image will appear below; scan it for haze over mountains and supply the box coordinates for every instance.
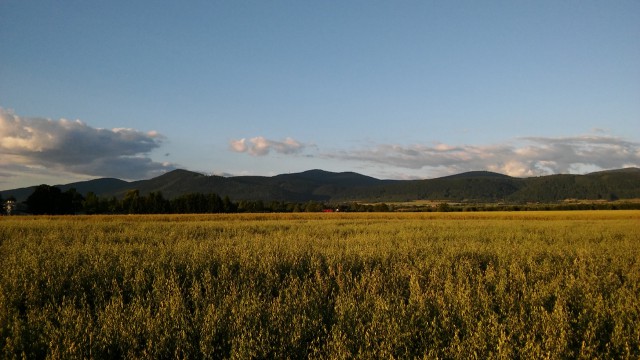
[2,168,640,204]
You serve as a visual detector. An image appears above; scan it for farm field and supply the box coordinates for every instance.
[1,211,639,359]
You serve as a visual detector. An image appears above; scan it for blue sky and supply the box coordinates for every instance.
[1,1,639,190]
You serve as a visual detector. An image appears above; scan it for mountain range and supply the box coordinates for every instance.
[2,167,640,203]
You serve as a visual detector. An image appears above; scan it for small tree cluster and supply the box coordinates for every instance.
[25,185,84,215]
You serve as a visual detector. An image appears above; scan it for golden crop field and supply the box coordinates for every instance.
[1,211,639,359]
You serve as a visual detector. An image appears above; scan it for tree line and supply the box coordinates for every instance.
[14,185,391,215]
[4,184,638,215]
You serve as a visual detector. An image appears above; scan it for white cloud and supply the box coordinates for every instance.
[229,138,248,153]
[322,134,640,177]
[229,136,305,156]
[0,107,175,181]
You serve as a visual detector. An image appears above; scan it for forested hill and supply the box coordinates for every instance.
[2,167,640,203]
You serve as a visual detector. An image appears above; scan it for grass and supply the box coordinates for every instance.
[1,211,639,358]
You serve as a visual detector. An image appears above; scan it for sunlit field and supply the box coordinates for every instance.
[1,211,639,358]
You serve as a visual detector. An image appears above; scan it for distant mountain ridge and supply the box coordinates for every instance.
[2,168,639,203]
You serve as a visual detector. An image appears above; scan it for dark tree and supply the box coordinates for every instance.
[26,185,59,214]
[222,196,237,213]
[146,192,170,213]
[122,189,142,214]
[26,185,82,215]
[436,202,451,212]
[83,192,100,214]
[62,188,85,214]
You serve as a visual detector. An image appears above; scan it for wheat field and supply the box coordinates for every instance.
[1,211,639,358]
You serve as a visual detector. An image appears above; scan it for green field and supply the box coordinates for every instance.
[1,211,639,359]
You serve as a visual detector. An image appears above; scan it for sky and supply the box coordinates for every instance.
[1,1,639,190]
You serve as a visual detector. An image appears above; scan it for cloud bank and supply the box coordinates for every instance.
[0,107,174,181]
[325,135,640,177]
[230,136,305,156]
[229,133,639,178]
